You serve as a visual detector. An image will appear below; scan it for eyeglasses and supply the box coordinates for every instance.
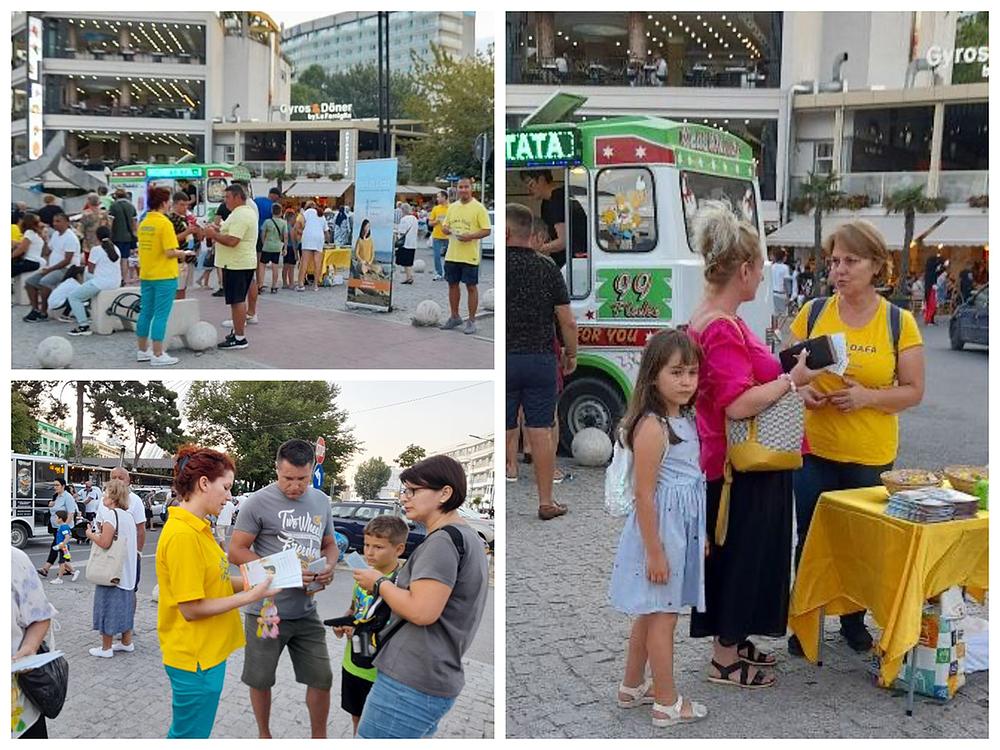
[399,485,433,498]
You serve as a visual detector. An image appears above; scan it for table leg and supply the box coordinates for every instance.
[816,606,824,667]
[905,646,917,716]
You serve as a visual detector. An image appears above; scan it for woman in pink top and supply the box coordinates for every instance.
[685,203,821,689]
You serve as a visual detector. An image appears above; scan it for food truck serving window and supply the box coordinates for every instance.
[206,178,227,204]
[681,171,757,253]
[595,168,657,253]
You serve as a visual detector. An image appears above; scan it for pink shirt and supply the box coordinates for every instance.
[687,317,783,481]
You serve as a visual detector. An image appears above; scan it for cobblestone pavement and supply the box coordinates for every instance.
[32,544,494,739]
[505,321,988,738]
[12,242,494,369]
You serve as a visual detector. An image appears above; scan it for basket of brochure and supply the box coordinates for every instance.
[942,465,988,495]
[880,469,941,496]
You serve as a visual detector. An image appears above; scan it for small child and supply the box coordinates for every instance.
[331,516,408,735]
[50,510,80,584]
[608,328,709,727]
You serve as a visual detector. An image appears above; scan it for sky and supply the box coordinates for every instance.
[45,379,494,484]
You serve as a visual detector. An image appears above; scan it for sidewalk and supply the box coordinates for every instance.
[38,568,494,739]
[505,461,989,739]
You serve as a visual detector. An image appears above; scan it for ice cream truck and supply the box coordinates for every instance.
[507,92,773,452]
[109,163,253,221]
[11,454,67,549]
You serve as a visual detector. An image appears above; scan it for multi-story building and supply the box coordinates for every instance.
[282,12,475,78]
[506,11,988,268]
[35,421,72,458]
[441,434,495,511]
[81,435,124,459]
[11,11,290,169]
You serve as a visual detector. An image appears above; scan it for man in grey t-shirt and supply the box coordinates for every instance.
[229,439,337,739]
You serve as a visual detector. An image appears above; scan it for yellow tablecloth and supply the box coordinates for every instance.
[320,247,352,277]
[788,486,988,686]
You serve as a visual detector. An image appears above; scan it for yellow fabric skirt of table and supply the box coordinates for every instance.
[320,247,352,277]
[788,486,988,686]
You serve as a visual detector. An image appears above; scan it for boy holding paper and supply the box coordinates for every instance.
[331,516,409,734]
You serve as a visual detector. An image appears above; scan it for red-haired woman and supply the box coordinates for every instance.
[136,186,195,366]
[156,445,277,738]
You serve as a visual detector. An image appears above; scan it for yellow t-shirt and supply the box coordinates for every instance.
[216,204,258,270]
[12,224,23,243]
[156,505,245,672]
[789,295,923,466]
[444,199,490,265]
[355,236,374,264]
[137,211,179,281]
[429,204,449,240]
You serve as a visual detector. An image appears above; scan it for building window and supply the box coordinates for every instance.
[813,141,834,174]
[847,106,934,173]
[596,167,657,253]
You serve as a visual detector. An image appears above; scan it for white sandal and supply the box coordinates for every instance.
[616,677,654,708]
[651,694,708,727]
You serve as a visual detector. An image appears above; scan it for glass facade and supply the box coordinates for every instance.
[43,17,206,64]
[292,132,342,162]
[507,11,782,88]
[847,106,934,173]
[42,74,204,120]
[942,102,988,171]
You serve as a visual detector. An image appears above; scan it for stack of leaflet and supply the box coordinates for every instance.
[885,487,980,522]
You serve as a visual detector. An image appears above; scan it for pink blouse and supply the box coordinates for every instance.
[687,317,783,481]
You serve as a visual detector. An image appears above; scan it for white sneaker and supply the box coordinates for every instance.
[431,274,443,281]
[221,315,259,328]
[88,647,113,658]
[49,577,64,585]
[71,570,80,582]
[137,348,152,362]
[112,642,135,653]
[150,352,179,367]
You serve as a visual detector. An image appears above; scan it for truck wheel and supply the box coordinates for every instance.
[558,376,626,456]
[949,319,965,350]
[11,523,29,550]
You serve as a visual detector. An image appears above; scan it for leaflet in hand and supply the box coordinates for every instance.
[344,551,368,570]
[828,333,849,377]
[304,556,328,594]
[240,548,303,591]
[11,650,65,673]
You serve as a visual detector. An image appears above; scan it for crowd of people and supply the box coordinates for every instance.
[11,441,489,739]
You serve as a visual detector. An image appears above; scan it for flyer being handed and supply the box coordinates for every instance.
[240,548,303,590]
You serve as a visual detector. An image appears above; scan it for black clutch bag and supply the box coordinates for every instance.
[779,335,836,373]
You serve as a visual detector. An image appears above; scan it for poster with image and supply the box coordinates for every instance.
[347,158,398,312]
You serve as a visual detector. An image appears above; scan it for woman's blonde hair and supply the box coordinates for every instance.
[822,220,891,286]
[692,201,761,286]
[103,479,130,510]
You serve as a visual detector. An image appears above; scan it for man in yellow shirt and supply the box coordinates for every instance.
[427,190,450,281]
[204,184,259,350]
[441,178,491,335]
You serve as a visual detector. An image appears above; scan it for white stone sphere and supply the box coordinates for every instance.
[185,321,218,351]
[37,336,73,369]
[482,287,495,311]
[572,427,613,466]
[412,299,442,327]
[413,259,427,273]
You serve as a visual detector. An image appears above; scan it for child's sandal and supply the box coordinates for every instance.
[651,694,708,727]
[616,677,654,708]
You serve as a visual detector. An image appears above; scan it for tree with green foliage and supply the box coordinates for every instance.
[88,382,185,466]
[396,444,427,468]
[183,381,359,492]
[952,12,988,84]
[885,184,929,294]
[291,63,416,119]
[11,387,38,453]
[354,457,392,502]
[403,44,494,191]
[799,171,844,270]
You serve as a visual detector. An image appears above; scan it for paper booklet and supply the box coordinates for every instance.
[240,548,303,591]
[11,650,65,673]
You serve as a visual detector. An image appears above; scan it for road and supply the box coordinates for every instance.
[24,524,494,739]
[506,317,988,738]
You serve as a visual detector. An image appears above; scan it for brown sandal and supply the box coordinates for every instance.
[737,639,777,666]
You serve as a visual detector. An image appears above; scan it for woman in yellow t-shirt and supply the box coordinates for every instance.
[786,220,925,656]
[135,187,194,366]
[157,444,277,739]
[353,218,378,276]
[427,190,450,280]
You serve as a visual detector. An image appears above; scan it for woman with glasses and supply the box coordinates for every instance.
[350,455,489,738]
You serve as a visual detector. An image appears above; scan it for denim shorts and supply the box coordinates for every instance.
[356,672,456,738]
[506,352,559,429]
[444,260,479,286]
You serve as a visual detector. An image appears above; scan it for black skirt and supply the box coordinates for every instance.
[395,247,416,267]
[689,469,793,643]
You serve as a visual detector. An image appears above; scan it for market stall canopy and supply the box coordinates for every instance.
[397,184,444,196]
[767,214,944,250]
[284,180,353,198]
[919,215,989,247]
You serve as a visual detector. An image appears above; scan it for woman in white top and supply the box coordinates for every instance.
[12,212,46,277]
[296,203,328,292]
[84,479,138,659]
[67,226,123,336]
[396,203,419,284]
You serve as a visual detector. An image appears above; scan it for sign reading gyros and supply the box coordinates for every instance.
[280,102,354,121]
[926,45,989,77]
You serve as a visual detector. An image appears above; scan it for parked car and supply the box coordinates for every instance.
[481,210,494,259]
[457,506,494,552]
[950,284,988,351]
[330,501,426,557]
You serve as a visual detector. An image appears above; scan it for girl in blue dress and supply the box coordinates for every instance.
[609,329,708,727]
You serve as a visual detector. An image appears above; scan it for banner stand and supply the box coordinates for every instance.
[346,158,398,312]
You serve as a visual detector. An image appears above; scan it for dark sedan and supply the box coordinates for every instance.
[950,284,988,350]
[330,501,426,557]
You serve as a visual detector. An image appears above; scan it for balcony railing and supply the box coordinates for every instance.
[49,48,204,65]
[938,171,989,204]
[790,170,988,207]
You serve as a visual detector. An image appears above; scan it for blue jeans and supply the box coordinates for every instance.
[793,453,894,568]
[164,661,226,738]
[136,278,178,343]
[68,280,104,325]
[432,238,447,277]
[356,672,457,738]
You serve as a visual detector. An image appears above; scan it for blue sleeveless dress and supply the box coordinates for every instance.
[609,415,707,615]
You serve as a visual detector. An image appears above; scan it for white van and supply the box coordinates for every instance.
[11,454,68,548]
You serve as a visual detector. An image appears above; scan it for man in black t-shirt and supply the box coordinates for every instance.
[37,194,62,227]
[506,202,577,521]
[521,170,586,269]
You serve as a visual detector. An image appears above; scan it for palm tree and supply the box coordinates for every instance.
[798,171,843,272]
[885,184,928,295]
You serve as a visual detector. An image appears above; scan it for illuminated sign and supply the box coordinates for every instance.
[578,326,663,347]
[146,166,203,179]
[280,102,354,121]
[926,45,989,78]
[505,128,582,168]
[678,127,741,159]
